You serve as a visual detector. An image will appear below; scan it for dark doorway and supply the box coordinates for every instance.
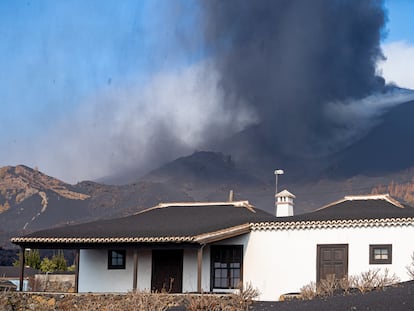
[151,249,183,293]
[317,244,348,282]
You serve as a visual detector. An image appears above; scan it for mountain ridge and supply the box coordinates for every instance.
[1,100,414,248]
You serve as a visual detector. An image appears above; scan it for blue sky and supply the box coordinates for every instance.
[383,0,414,43]
[379,0,414,90]
[0,1,413,183]
[0,1,201,136]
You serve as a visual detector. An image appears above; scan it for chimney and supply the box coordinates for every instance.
[275,189,295,217]
[228,190,234,202]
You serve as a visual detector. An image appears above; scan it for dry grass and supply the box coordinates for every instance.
[338,274,358,295]
[317,274,338,297]
[0,284,260,311]
[406,252,414,279]
[300,269,400,300]
[354,268,399,293]
[59,292,173,311]
[186,282,260,311]
[299,282,318,300]
[185,295,225,311]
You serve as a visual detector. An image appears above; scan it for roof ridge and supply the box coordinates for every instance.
[156,200,252,208]
[344,193,388,200]
[344,193,405,208]
[134,200,255,215]
[316,193,404,211]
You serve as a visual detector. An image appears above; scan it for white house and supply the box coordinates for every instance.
[247,193,414,300]
[11,193,414,301]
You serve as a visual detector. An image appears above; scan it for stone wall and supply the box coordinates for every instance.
[31,274,75,292]
[0,292,248,311]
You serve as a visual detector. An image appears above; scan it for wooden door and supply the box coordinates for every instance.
[151,250,183,293]
[317,244,348,282]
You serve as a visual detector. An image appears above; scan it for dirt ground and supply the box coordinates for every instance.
[250,281,414,311]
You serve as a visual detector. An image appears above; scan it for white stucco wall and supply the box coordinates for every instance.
[78,249,135,292]
[77,237,250,294]
[77,225,414,300]
[137,249,152,291]
[78,247,213,293]
[181,248,211,292]
[243,225,414,301]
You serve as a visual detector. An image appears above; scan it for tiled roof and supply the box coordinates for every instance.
[11,201,275,246]
[276,190,296,198]
[253,194,414,231]
[282,194,414,222]
[11,195,414,246]
[252,217,414,231]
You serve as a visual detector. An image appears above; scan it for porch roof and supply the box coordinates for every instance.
[11,201,276,246]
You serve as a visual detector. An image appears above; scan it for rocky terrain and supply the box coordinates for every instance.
[0,165,191,248]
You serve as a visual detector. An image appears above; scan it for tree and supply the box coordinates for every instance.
[26,249,41,269]
[52,250,67,272]
[40,257,56,272]
[13,249,41,269]
[39,250,67,272]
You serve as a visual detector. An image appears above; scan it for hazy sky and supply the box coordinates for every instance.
[0,0,413,183]
[379,0,414,89]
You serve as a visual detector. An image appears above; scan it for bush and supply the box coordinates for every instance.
[299,282,318,300]
[406,252,414,279]
[354,268,399,293]
[40,250,67,272]
[299,269,400,300]
[185,282,259,311]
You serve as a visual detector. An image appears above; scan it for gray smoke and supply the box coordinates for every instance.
[8,0,413,183]
[201,0,390,156]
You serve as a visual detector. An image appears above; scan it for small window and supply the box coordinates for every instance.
[108,250,126,269]
[369,244,392,264]
[211,245,242,290]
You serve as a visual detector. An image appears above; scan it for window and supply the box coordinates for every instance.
[108,250,126,269]
[369,244,392,264]
[210,245,242,290]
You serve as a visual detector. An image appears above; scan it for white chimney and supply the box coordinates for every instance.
[275,189,295,217]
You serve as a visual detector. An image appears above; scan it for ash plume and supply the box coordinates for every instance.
[201,0,401,156]
[5,1,414,183]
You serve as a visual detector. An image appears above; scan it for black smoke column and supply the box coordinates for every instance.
[202,0,386,156]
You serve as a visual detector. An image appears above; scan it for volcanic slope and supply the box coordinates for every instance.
[0,165,191,247]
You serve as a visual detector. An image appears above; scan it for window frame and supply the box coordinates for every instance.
[108,250,126,269]
[210,245,243,290]
[369,244,392,264]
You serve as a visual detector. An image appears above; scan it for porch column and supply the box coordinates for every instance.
[74,249,80,293]
[19,247,25,291]
[133,249,138,291]
[197,245,205,293]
